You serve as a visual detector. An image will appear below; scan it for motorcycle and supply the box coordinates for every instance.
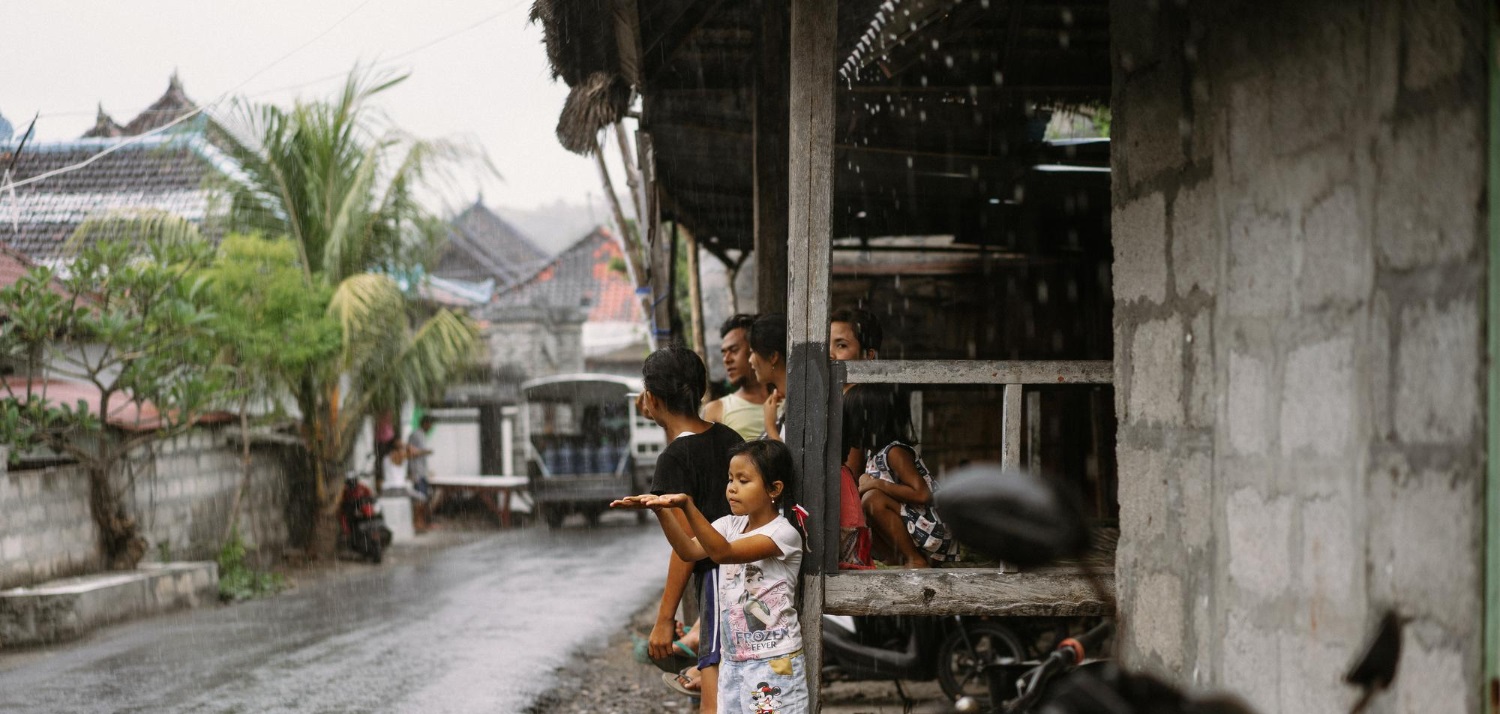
[934,466,1405,714]
[338,475,393,564]
[822,612,1053,706]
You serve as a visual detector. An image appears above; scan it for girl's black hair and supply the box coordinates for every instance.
[749,313,787,362]
[727,439,803,537]
[642,344,707,416]
[829,307,883,354]
[842,383,915,455]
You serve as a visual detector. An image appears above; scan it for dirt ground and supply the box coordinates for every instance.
[523,600,960,714]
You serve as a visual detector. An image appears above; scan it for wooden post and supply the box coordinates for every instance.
[1002,384,1023,470]
[591,136,654,345]
[785,0,837,706]
[685,224,708,366]
[754,0,790,315]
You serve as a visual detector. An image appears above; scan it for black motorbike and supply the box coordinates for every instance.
[936,466,1405,714]
[338,476,392,564]
[822,613,1030,704]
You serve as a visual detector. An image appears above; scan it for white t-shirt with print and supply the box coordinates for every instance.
[712,513,804,662]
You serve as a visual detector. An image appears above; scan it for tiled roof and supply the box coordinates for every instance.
[492,227,642,324]
[121,73,198,136]
[0,135,236,261]
[81,106,125,139]
[436,199,550,288]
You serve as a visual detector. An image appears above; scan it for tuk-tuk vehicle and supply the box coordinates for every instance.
[520,373,665,528]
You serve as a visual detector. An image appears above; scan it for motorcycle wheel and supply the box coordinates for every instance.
[937,621,1027,705]
[368,537,383,564]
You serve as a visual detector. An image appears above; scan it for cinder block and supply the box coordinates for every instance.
[1297,494,1361,635]
[1369,458,1480,632]
[1127,315,1184,426]
[1227,351,1273,454]
[1298,186,1371,309]
[1400,0,1466,91]
[1225,74,1274,185]
[1171,180,1218,298]
[1374,108,1482,270]
[1131,571,1185,673]
[1280,336,1355,456]
[1,536,21,561]
[1226,203,1292,317]
[1117,444,1170,548]
[1178,451,1213,549]
[1277,632,1358,713]
[1222,612,1279,714]
[1226,488,1292,597]
[1395,298,1479,445]
[1393,636,1469,713]
[1113,192,1169,304]
[1265,5,1364,157]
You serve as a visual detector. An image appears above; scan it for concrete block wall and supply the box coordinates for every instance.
[1110,0,1486,711]
[0,429,294,590]
[138,428,293,563]
[0,455,101,590]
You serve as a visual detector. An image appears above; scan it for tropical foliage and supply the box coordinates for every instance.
[0,212,228,568]
[197,234,342,541]
[214,70,483,537]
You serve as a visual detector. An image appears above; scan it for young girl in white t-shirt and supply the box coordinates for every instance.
[614,439,808,713]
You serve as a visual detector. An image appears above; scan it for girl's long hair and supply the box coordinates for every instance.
[842,383,916,455]
[727,439,803,540]
[728,438,807,608]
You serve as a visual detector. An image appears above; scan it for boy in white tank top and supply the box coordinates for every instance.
[702,314,769,441]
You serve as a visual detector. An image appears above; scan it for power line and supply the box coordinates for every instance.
[245,3,525,98]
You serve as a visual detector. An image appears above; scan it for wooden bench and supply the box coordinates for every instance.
[427,475,529,527]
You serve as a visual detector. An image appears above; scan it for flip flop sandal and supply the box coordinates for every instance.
[662,669,701,697]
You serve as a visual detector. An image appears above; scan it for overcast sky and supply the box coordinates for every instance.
[0,0,621,213]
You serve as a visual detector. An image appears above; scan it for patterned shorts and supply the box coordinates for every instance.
[717,651,808,714]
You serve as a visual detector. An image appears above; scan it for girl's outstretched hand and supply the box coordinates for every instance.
[650,493,692,509]
[610,494,659,510]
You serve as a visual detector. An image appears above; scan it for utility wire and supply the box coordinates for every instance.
[7,0,377,191]
[246,4,522,98]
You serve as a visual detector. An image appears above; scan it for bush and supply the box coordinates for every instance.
[217,530,286,602]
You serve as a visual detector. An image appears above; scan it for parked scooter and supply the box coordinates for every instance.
[338,475,392,563]
[935,465,1405,714]
[822,612,1033,704]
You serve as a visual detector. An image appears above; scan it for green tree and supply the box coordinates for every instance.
[215,70,482,548]
[197,234,342,543]
[0,212,228,569]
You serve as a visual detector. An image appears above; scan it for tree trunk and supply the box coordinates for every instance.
[87,461,145,570]
[222,394,253,545]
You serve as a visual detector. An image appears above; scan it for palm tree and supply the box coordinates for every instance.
[213,70,484,546]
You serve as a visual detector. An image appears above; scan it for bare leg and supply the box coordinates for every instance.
[862,490,930,568]
[699,664,717,713]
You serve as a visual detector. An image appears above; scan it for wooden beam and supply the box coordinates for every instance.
[753,0,790,315]
[824,568,1115,617]
[844,359,1114,385]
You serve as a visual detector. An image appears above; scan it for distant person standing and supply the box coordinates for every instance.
[748,313,789,441]
[701,314,769,441]
[408,415,436,530]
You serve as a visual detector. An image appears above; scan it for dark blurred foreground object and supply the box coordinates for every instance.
[1344,610,1404,714]
[1034,663,1259,714]
[934,465,1091,567]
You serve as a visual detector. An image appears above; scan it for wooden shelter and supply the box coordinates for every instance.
[533,0,1117,699]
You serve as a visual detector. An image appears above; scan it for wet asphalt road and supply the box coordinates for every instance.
[0,517,669,714]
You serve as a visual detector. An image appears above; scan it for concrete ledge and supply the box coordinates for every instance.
[0,561,217,648]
